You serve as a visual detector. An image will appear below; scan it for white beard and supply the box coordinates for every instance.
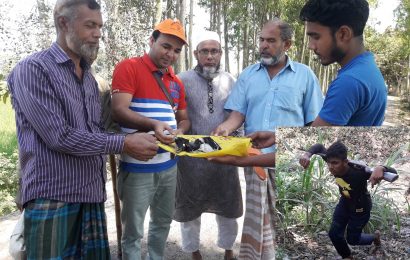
[202,66,217,77]
[260,52,284,67]
[66,30,99,65]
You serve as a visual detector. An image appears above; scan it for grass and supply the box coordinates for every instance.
[0,99,18,216]
[0,99,16,128]
[0,99,17,156]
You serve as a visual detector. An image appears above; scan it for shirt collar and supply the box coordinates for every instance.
[142,53,177,79]
[50,42,91,70]
[51,42,71,64]
[339,51,371,73]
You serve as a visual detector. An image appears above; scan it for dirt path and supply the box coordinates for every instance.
[383,96,410,126]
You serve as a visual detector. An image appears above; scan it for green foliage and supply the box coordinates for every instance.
[0,99,16,134]
[276,153,337,236]
[0,80,8,104]
[367,185,402,233]
[395,0,410,47]
[0,101,18,216]
[0,152,18,215]
[365,27,408,95]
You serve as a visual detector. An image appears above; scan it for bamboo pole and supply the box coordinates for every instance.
[109,154,122,259]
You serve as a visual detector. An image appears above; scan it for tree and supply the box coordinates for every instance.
[188,0,194,69]
[395,0,410,101]
[175,0,187,74]
[99,0,156,81]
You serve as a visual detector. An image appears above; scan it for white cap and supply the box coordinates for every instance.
[194,30,220,48]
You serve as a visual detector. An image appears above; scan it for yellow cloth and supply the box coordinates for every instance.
[158,135,251,158]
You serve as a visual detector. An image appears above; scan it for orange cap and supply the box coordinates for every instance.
[154,19,187,45]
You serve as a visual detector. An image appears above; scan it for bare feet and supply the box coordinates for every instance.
[192,250,202,260]
[374,230,381,247]
[370,230,383,255]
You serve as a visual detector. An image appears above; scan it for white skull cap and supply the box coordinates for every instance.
[195,31,220,48]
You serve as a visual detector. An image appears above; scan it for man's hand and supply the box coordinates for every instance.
[248,131,275,149]
[299,152,312,169]
[211,111,244,136]
[209,152,275,167]
[123,133,158,161]
[153,121,175,144]
[369,166,385,188]
[170,128,184,136]
[211,124,231,136]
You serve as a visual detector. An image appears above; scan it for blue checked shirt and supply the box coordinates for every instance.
[225,57,324,152]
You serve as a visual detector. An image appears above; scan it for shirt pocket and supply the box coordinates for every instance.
[273,85,303,112]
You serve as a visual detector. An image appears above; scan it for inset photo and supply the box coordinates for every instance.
[275,127,410,259]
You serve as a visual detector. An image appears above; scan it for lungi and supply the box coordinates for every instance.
[239,168,275,260]
[24,199,110,260]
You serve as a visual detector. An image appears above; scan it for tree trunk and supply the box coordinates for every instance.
[216,1,222,38]
[242,4,249,70]
[242,23,249,69]
[223,1,230,72]
[35,0,52,49]
[322,66,328,93]
[300,24,308,64]
[166,0,173,18]
[153,0,162,26]
[308,49,313,69]
[102,0,120,73]
[209,0,214,30]
[318,65,323,93]
[407,54,410,102]
[175,0,186,74]
[188,0,194,69]
[237,31,241,75]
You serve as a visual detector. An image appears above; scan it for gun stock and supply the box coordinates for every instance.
[348,160,398,183]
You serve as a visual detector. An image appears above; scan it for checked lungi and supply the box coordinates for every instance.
[24,199,110,260]
[239,168,275,260]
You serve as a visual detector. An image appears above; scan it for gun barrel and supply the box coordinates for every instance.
[383,171,399,182]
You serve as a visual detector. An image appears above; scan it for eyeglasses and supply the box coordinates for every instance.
[198,49,221,56]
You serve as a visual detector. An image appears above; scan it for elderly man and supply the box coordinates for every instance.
[111,19,190,260]
[213,19,323,259]
[6,0,158,259]
[174,31,243,260]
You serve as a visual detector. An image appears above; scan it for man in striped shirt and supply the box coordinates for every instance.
[7,0,158,259]
[111,19,190,260]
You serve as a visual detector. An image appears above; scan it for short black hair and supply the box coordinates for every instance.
[152,30,161,41]
[299,0,369,36]
[326,141,348,160]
